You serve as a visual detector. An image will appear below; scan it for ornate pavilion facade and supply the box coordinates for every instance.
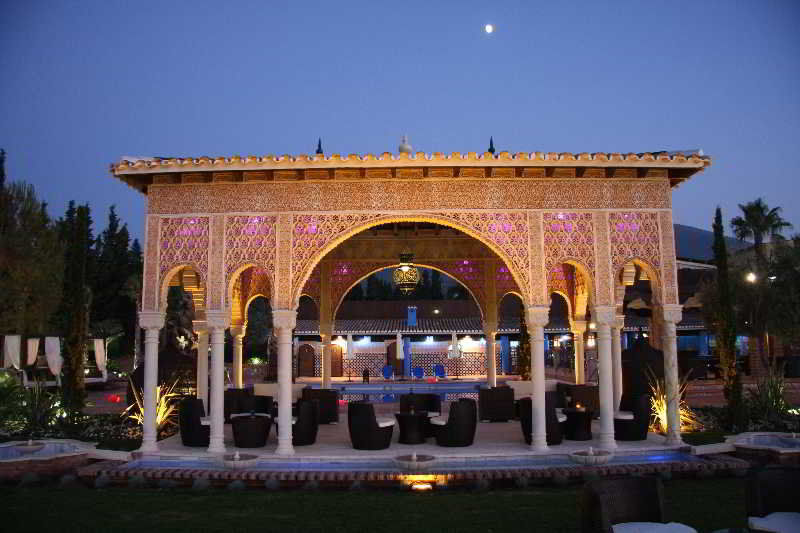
[111,148,710,456]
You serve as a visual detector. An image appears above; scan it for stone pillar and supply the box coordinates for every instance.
[593,306,617,450]
[195,328,209,411]
[612,316,625,412]
[320,323,333,389]
[484,322,498,387]
[273,309,297,456]
[661,304,684,445]
[138,311,165,453]
[206,310,229,454]
[572,320,587,385]
[231,326,244,389]
[526,306,549,452]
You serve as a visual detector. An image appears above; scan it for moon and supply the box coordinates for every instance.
[484,24,494,34]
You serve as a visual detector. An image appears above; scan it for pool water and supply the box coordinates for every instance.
[0,442,82,460]
[121,451,701,472]
[746,435,800,449]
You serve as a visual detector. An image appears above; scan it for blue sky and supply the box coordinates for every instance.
[2,1,798,242]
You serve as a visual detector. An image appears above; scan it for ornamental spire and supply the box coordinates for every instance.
[488,136,496,155]
[315,138,323,155]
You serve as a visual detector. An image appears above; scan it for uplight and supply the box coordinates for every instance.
[410,482,433,491]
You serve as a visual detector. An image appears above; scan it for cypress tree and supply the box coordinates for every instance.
[711,207,738,398]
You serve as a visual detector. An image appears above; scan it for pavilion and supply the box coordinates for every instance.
[110,143,711,456]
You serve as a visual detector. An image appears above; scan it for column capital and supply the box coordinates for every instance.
[139,311,165,330]
[272,309,297,330]
[659,304,683,325]
[571,319,587,335]
[525,305,549,327]
[482,321,498,336]
[591,305,616,326]
[319,321,333,338]
[192,320,207,334]
[230,326,245,338]
[613,315,625,330]
[206,310,231,330]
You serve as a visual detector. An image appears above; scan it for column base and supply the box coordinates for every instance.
[138,440,159,454]
[597,434,618,451]
[530,437,548,453]
[207,438,226,454]
[665,434,684,447]
[276,438,295,456]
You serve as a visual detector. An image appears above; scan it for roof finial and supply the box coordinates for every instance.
[488,136,496,155]
[398,135,413,154]
[315,138,323,155]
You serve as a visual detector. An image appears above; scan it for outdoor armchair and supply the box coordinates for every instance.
[478,386,514,422]
[381,365,394,380]
[614,393,651,441]
[433,364,446,379]
[432,398,477,447]
[224,388,253,423]
[400,393,441,415]
[302,387,339,424]
[178,397,210,447]
[231,414,271,448]
[348,401,394,450]
[580,477,681,533]
[292,399,319,446]
[518,391,563,445]
[237,394,273,416]
[746,466,800,533]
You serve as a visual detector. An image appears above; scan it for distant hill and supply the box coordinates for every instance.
[673,223,749,262]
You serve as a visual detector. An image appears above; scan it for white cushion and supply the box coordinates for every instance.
[615,410,635,420]
[230,412,270,419]
[426,411,440,418]
[430,415,447,426]
[200,417,210,426]
[291,416,297,425]
[612,522,696,533]
[748,512,800,533]
[557,412,567,423]
[376,417,395,428]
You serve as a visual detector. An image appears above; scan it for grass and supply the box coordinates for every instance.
[1,478,747,532]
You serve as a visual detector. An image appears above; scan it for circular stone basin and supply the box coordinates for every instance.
[394,454,436,471]
[14,442,45,455]
[223,453,259,469]
[569,450,613,466]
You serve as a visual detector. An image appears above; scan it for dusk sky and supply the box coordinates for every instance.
[2,1,799,243]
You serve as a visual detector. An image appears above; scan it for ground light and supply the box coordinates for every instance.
[402,474,440,491]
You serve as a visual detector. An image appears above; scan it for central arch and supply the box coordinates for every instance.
[291,213,531,309]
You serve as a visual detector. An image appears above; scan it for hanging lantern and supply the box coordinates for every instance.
[393,252,421,295]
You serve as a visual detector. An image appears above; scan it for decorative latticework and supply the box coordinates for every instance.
[543,212,595,282]
[495,262,520,301]
[291,213,384,296]
[158,216,209,279]
[224,215,277,306]
[608,211,661,280]
[548,263,576,312]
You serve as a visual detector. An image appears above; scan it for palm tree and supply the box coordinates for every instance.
[730,198,792,268]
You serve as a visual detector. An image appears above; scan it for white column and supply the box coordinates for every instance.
[273,309,297,456]
[206,310,229,454]
[232,326,244,389]
[572,320,587,385]
[138,311,165,454]
[594,306,617,450]
[612,316,624,411]
[526,306,549,452]
[484,325,497,387]
[661,304,684,445]
[196,329,209,412]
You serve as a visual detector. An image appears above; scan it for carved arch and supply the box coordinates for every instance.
[159,264,205,312]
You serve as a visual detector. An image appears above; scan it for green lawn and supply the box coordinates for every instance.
[1,478,747,532]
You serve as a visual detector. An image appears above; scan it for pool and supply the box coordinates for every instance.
[120,451,703,473]
[728,432,800,466]
[0,440,90,480]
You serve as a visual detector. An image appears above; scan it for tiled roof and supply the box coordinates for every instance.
[113,150,710,175]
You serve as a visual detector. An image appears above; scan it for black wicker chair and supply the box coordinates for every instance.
[571,384,601,418]
[237,394,273,416]
[478,386,515,422]
[614,393,651,441]
[580,477,666,533]
[231,414,271,448]
[301,387,339,424]
[292,399,319,446]
[179,397,210,447]
[347,401,394,450]
[224,388,253,423]
[518,392,563,446]
[399,393,441,414]
[432,398,477,447]
[746,466,800,520]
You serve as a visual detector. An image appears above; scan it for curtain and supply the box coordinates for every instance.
[3,335,21,369]
[45,337,62,378]
[345,334,354,360]
[448,332,459,359]
[500,336,511,373]
[94,338,107,375]
[395,333,403,360]
[27,338,40,366]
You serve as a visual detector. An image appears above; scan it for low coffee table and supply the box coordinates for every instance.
[563,407,593,441]
[395,412,428,444]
